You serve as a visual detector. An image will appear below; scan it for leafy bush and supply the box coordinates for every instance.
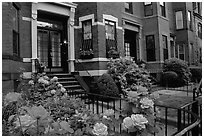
[107,57,151,92]
[190,67,202,83]
[96,73,120,97]
[161,71,178,87]
[163,58,191,86]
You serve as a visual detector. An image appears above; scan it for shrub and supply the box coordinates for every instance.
[96,73,120,97]
[190,67,202,83]
[163,58,191,86]
[107,57,151,90]
[161,71,178,87]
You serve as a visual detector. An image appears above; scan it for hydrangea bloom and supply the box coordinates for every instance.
[92,122,108,136]
[122,117,134,129]
[140,97,154,109]
[131,114,148,130]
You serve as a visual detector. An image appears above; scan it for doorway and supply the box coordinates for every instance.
[124,29,138,61]
[37,13,68,72]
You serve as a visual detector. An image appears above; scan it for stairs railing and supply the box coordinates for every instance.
[74,59,92,78]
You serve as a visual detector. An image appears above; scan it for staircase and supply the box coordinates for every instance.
[47,73,86,94]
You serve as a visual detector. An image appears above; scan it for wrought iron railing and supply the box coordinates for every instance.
[74,59,92,78]
[66,90,201,136]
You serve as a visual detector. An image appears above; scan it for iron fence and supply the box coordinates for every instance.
[67,90,201,136]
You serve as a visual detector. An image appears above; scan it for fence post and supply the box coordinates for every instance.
[177,109,182,131]
[191,100,199,136]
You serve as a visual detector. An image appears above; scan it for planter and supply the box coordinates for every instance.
[80,54,94,59]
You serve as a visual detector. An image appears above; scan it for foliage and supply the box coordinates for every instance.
[161,71,179,87]
[190,67,202,83]
[107,57,151,94]
[3,70,159,136]
[96,73,120,97]
[163,58,191,86]
[107,47,120,59]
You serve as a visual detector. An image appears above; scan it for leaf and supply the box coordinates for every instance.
[74,129,83,136]
[59,121,74,134]
[4,92,21,104]
[52,122,60,131]
[30,105,48,120]
[8,115,16,123]
[132,106,139,113]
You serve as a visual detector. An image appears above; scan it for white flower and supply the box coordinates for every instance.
[38,77,44,84]
[122,117,134,129]
[52,76,58,82]
[140,97,154,109]
[61,87,66,93]
[57,83,63,88]
[50,89,56,95]
[131,114,148,130]
[14,114,36,128]
[28,80,34,85]
[103,109,114,116]
[43,75,49,80]
[4,92,21,104]
[92,123,108,136]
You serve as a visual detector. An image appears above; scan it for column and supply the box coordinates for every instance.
[31,2,38,73]
[68,7,75,73]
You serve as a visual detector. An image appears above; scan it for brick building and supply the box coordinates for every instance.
[74,2,202,80]
[2,2,202,92]
[2,2,77,92]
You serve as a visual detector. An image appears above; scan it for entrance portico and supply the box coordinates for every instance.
[31,2,76,73]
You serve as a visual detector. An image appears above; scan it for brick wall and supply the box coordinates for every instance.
[2,2,32,93]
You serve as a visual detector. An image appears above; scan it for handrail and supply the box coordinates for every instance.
[172,107,200,136]
[75,59,92,78]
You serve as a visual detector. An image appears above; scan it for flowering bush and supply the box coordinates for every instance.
[107,57,151,93]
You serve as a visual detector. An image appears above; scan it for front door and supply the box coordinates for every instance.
[37,18,68,72]
[124,29,137,60]
[37,29,63,72]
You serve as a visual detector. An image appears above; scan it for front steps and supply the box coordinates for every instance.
[47,73,86,94]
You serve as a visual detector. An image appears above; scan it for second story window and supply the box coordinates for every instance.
[105,20,117,58]
[12,3,20,56]
[188,11,192,30]
[144,2,153,17]
[175,11,184,30]
[198,23,202,39]
[160,2,166,17]
[125,2,133,14]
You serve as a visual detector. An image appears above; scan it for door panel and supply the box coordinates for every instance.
[50,31,61,67]
[37,30,49,67]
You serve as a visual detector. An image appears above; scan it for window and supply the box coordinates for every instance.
[198,23,202,39]
[175,11,183,29]
[125,2,133,14]
[170,37,175,58]
[178,45,185,60]
[188,11,192,30]
[124,42,130,58]
[105,20,117,57]
[197,2,201,15]
[146,35,156,61]
[12,3,20,56]
[82,19,93,51]
[144,2,153,17]
[162,35,168,60]
[160,2,166,17]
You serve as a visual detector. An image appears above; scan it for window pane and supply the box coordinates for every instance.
[144,2,151,5]
[146,35,156,61]
[145,4,153,16]
[176,11,183,29]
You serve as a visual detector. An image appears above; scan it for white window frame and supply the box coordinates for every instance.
[176,11,184,29]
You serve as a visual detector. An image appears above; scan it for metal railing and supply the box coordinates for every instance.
[74,59,92,78]
[67,90,201,136]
